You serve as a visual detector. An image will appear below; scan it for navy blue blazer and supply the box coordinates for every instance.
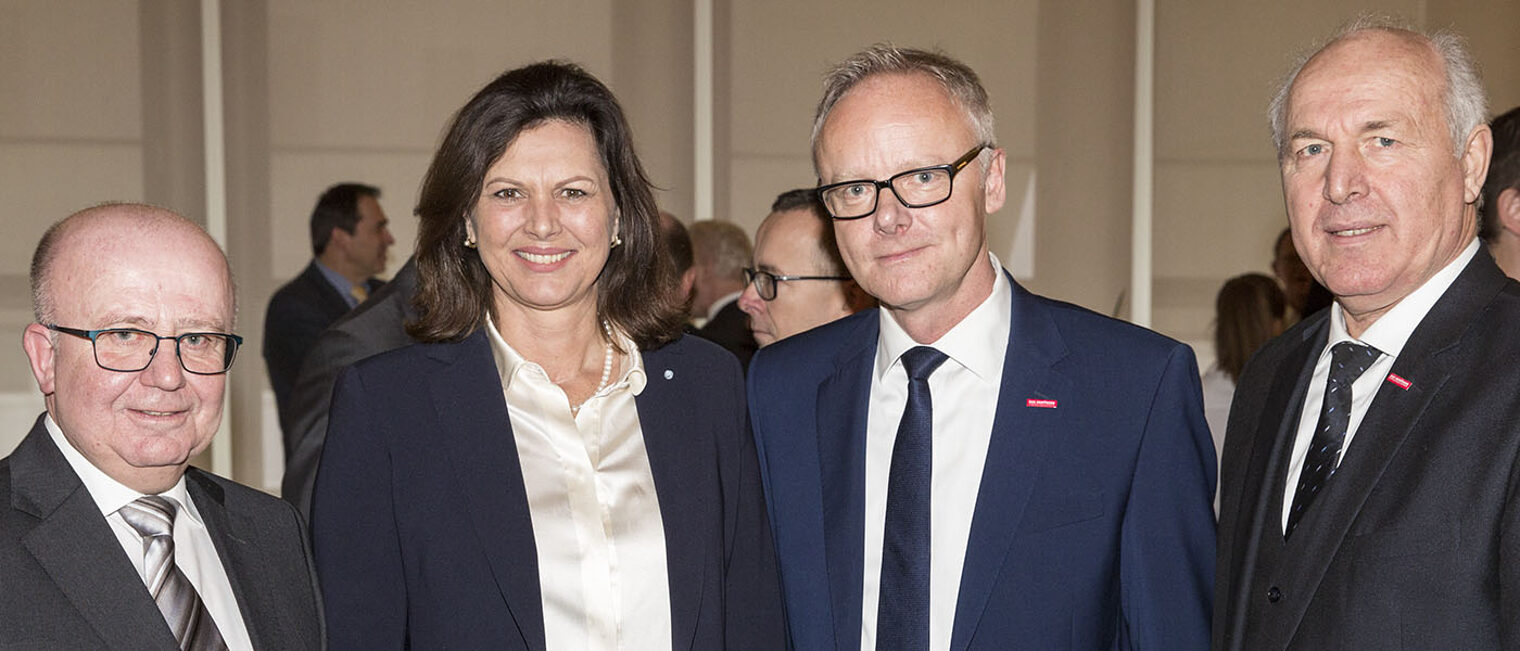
[749,273,1215,649]
[311,331,784,650]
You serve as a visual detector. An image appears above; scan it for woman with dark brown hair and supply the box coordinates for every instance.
[311,61,783,650]
[1202,273,1287,469]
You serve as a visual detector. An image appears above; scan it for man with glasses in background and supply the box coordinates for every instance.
[1,204,322,649]
[748,46,1214,649]
[738,188,874,347]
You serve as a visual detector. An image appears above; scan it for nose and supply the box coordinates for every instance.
[737,281,765,317]
[382,227,395,246]
[524,197,562,239]
[1323,148,1367,205]
[139,340,187,391]
[872,186,912,235]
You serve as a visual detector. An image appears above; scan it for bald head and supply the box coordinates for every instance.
[31,204,235,326]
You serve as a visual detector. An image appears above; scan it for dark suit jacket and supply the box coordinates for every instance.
[749,272,1216,650]
[0,415,323,649]
[311,332,785,649]
[1215,248,1520,648]
[695,299,757,372]
[263,260,382,444]
[280,258,417,521]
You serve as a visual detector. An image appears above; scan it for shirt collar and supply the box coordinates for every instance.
[314,259,362,307]
[44,413,202,525]
[706,291,743,322]
[1326,237,1479,358]
[485,316,647,397]
[876,251,1011,382]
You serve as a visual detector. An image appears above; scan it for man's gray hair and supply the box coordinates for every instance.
[811,44,997,169]
[1267,16,1488,160]
[688,219,752,284]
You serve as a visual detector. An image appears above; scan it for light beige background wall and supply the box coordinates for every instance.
[3,0,1518,490]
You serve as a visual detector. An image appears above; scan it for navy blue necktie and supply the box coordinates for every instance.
[1285,341,1381,539]
[877,346,949,651]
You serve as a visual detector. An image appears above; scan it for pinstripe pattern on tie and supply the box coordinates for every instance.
[118,496,228,650]
[1285,341,1381,539]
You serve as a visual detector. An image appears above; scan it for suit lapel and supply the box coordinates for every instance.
[947,279,1072,650]
[1268,252,1505,644]
[427,333,546,651]
[637,344,710,650]
[187,471,288,650]
[815,316,879,651]
[11,417,180,649]
[1217,319,1323,649]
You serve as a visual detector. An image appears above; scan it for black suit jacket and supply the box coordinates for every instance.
[0,415,323,649]
[280,258,418,520]
[263,260,382,445]
[694,299,757,371]
[311,332,784,649]
[1215,248,1520,648]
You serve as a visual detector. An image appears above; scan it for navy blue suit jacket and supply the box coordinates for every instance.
[311,331,784,650]
[749,273,1215,649]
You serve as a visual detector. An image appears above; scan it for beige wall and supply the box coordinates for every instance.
[3,0,1519,487]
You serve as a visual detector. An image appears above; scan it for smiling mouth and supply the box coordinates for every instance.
[1329,226,1382,237]
[516,250,572,264]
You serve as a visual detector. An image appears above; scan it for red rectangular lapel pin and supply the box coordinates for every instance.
[1386,373,1412,390]
[1026,398,1058,409]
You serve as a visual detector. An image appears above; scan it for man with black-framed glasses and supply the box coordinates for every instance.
[748,45,1214,649]
[738,188,874,347]
[2,203,322,649]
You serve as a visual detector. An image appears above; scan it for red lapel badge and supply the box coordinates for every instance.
[1386,373,1412,390]
[1026,398,1058,409]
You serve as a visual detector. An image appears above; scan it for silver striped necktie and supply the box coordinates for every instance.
[118,496,228,651]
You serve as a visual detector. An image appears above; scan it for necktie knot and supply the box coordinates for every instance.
[120,495,176,539]
[350,284,369,304]
[1328,341,1381,386]
[900,346,948,382]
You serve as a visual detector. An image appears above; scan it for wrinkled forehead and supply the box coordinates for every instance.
[1290,30,1444,113]
[51,219,235,328]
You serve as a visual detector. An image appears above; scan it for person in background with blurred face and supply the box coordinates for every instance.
[2,203,321,649]
[311,61,783,650]
[748,44,1214,650]
[738,188,873,346]
[1479,106,1520,280]
[1214,20,1519,649]
[264,182,394,447]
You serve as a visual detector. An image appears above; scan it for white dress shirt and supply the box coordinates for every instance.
[45,414,253,651]
[1281,238,1478,533]
[861,252,1010,651]
[486,318,672,651]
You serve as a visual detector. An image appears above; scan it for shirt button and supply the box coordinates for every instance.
[1267,586,1282,603]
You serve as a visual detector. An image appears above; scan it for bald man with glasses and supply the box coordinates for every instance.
[2,203,322,649]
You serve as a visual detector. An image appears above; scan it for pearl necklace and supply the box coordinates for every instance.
[571,321,616,416]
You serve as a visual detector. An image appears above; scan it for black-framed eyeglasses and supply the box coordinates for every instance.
[46,325,243,375]
[744,267,850,301]
[815,144,988,220]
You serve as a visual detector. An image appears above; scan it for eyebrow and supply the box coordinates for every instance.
[96,313,229,332]
[1288,120,1397,142]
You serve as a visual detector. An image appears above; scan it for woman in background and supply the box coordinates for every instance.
[312,61,783,650]
[1203,273,1286,480]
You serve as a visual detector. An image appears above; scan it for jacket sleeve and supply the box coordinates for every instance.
[310,365,408,649]
[1119,343,1216,649]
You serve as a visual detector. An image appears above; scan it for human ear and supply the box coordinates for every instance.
[22,323,57,395]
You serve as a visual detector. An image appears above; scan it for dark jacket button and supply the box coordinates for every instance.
[1267,586,1282,603]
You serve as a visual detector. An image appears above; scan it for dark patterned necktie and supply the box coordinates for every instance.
[118,496,229,650]
[1285,341,1381,539]
[877,346,949,651]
